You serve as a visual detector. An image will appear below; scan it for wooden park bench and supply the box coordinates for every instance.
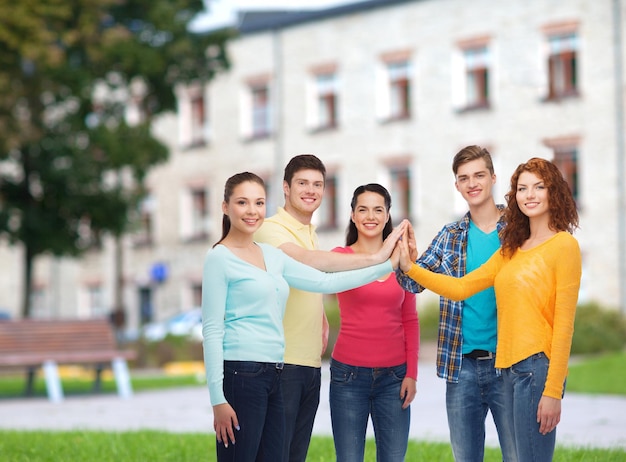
[0,318,136,403]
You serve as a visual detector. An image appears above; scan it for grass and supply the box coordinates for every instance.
[1,351,625,460]
[0,372,202,399]
[566,351,626,395]
[0,430,624,461]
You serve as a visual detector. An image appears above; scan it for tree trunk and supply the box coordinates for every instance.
[110,233,127,343]
[21,245,34,318]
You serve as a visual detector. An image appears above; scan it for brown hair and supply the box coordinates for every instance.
[214,172,265,247]
[283,154,326,186]
[452,145,495,176]
[500,157,578,257]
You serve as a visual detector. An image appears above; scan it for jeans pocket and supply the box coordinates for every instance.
[224,361,265,378]
[510,352,547,378]
[389,363,407,381]
[330,361,355,384]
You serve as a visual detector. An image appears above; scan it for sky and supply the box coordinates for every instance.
[191,0,363,31]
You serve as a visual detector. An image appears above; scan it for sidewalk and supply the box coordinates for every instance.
[1,354,625,450]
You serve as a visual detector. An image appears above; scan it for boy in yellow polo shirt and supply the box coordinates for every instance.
[255,154,402,462]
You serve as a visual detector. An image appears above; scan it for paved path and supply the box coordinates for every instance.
[1,356,625,450]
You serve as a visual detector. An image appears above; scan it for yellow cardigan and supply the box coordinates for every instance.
[405,231,581,399]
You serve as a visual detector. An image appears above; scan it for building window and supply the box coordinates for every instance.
[546,32,578,100]
[387,61,411,119]
[191,283,202,307]
[316,174,338,230]
[251,84,271,138]
[315,73,338,130]
[190,188,209,240]
[190,94,206,146]
[552,146,579,202]
[180,184,211,242]
[133,194,155,247]
[30,286,46,319]
[544,137,580,203]
[389,166,411,222]
[176,84,208,149]
[87,285,106,317]
[463,46,489,109]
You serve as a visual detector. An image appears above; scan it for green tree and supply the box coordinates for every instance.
[0,0,231,317]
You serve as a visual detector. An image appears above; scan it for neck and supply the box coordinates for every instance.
[221,230,255,248]
[468,200,501,233]
[350,235,383,254]
[528,215,554,239]
[284,204,313,226]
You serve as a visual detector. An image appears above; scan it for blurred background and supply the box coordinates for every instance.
[0,0,625,361]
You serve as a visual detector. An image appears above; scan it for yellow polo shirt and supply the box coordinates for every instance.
[254,207,324,368]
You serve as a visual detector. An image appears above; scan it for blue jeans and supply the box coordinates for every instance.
[217,361,285,462]
[446,356,517,462]
[503,353,557,462]
[329,358,410,462]
[280,364,321,462]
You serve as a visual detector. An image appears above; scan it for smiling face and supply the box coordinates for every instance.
[454,158,496,207]
[516,171,549,220]
[350,191,390,240]
[283,168,325,223]
[222,181,266,237]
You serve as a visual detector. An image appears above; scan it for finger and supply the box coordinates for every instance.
[226,422,237,445]
[402,392,414,409]
[219,427,229,447]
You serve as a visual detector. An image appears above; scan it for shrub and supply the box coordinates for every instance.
[571,302,626,355]
[131,336,203,368]
[417,301,440,342]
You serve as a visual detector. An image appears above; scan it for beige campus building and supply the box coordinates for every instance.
[2,0,625,330]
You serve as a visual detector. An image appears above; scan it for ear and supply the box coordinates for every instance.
[282,180,290,197]
[492,173,497,185]
[221,201,228,215]
[454,181,461,193]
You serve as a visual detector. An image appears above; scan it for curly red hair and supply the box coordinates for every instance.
[500,157,579,257]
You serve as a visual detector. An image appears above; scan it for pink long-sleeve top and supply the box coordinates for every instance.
[331,246,420,380]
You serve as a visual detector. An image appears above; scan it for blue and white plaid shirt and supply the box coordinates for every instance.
[396,205,505,383]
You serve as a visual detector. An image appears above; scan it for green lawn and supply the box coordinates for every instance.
[0,372,202,398]
[0,351,625,461]
[0,430,623,462]
[566,351,626,395]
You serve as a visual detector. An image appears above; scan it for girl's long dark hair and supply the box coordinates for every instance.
[213,172,265,247]
[345,183,393,246]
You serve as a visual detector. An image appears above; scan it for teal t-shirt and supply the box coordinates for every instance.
[461,221,500,354]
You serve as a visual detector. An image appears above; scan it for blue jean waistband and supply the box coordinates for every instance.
[223,360,284,370]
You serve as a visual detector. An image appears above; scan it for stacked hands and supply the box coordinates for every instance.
[383,219,417,272]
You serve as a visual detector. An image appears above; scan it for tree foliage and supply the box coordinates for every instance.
[0,0,231,316]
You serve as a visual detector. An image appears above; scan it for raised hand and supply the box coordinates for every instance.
[397,228,414,273]
[406,221,418,262]
[376,219,408,263]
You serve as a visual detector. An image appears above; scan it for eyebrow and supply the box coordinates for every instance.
[517,181,544,187]
[458,170,488,177]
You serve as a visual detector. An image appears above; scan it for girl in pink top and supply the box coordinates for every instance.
[329,184,419,462]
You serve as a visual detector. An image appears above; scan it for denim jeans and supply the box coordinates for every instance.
[329,358,410,462]
[446,356,517,462]
[280,364,321,462]
[503,353,557,462]
[217,361,285,462]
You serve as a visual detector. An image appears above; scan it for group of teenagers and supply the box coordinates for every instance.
[201,147,582,462]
